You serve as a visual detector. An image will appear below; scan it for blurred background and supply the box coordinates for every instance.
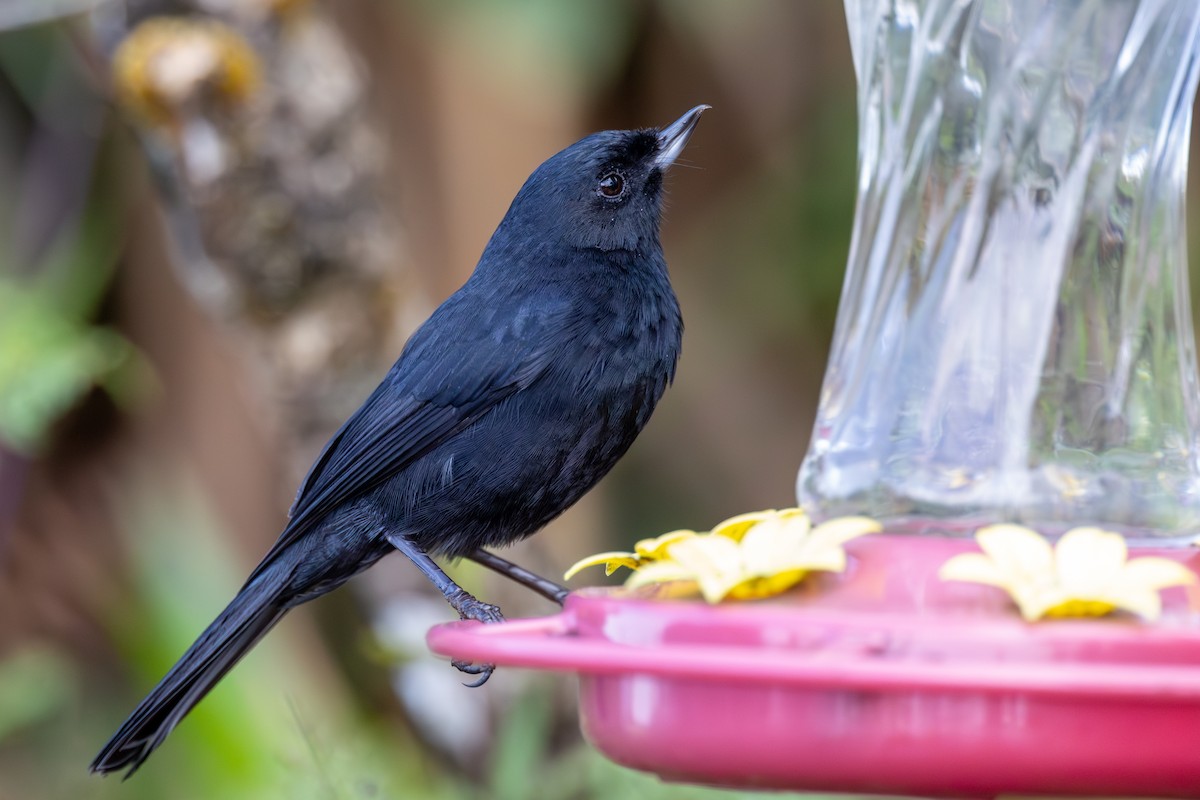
[2,1,1175,798]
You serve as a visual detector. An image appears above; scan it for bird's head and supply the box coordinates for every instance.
[503,105,710,254]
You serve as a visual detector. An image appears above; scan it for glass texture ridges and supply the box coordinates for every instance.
[799,0,1200,539]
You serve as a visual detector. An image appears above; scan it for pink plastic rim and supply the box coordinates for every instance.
[425,535,1200,797]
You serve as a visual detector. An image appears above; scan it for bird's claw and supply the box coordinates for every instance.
[445,590,503,684]
[452,659,495,687]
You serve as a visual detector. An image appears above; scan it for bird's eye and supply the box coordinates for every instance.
[597,172,625,198]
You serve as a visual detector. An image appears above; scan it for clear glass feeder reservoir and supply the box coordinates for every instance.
[799,0,1200,539]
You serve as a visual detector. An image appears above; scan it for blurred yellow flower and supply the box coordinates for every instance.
[939,524,1196,621]
[565,508,881,603]
[113,17,262,126]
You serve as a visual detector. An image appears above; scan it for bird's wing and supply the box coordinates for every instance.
[245,293,568,582]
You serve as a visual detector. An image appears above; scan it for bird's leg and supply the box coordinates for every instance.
[466,548,570,605]
[383,531,502,686]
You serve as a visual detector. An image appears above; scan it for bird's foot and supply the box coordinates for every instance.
[451,659,494,687]
[446,588,504,686]
[447,589,505,624]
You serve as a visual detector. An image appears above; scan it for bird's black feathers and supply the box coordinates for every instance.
[92,105,707,777]
[255,293,567,582]
[90,555,293,775]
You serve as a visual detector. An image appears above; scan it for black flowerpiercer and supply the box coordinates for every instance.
[91,105,708,777]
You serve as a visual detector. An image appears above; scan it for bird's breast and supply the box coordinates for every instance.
[390,267,681,555]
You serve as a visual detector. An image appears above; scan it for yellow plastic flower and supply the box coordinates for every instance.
[564,508,881,602]
[563,529,698,580]
[710,508,807,540]
[939,524,1197,621]
[626,511,880,603]
[563,508,815,581]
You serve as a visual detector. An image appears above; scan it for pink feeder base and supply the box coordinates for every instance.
[427,535,1200,798]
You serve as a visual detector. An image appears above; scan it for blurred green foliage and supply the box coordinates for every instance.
[0,29,142,456]
[413,0,640,97]
[0,285,137,455]
[0,646,76,741]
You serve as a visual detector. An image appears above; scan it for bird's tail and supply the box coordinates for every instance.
[90,563,291,778]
